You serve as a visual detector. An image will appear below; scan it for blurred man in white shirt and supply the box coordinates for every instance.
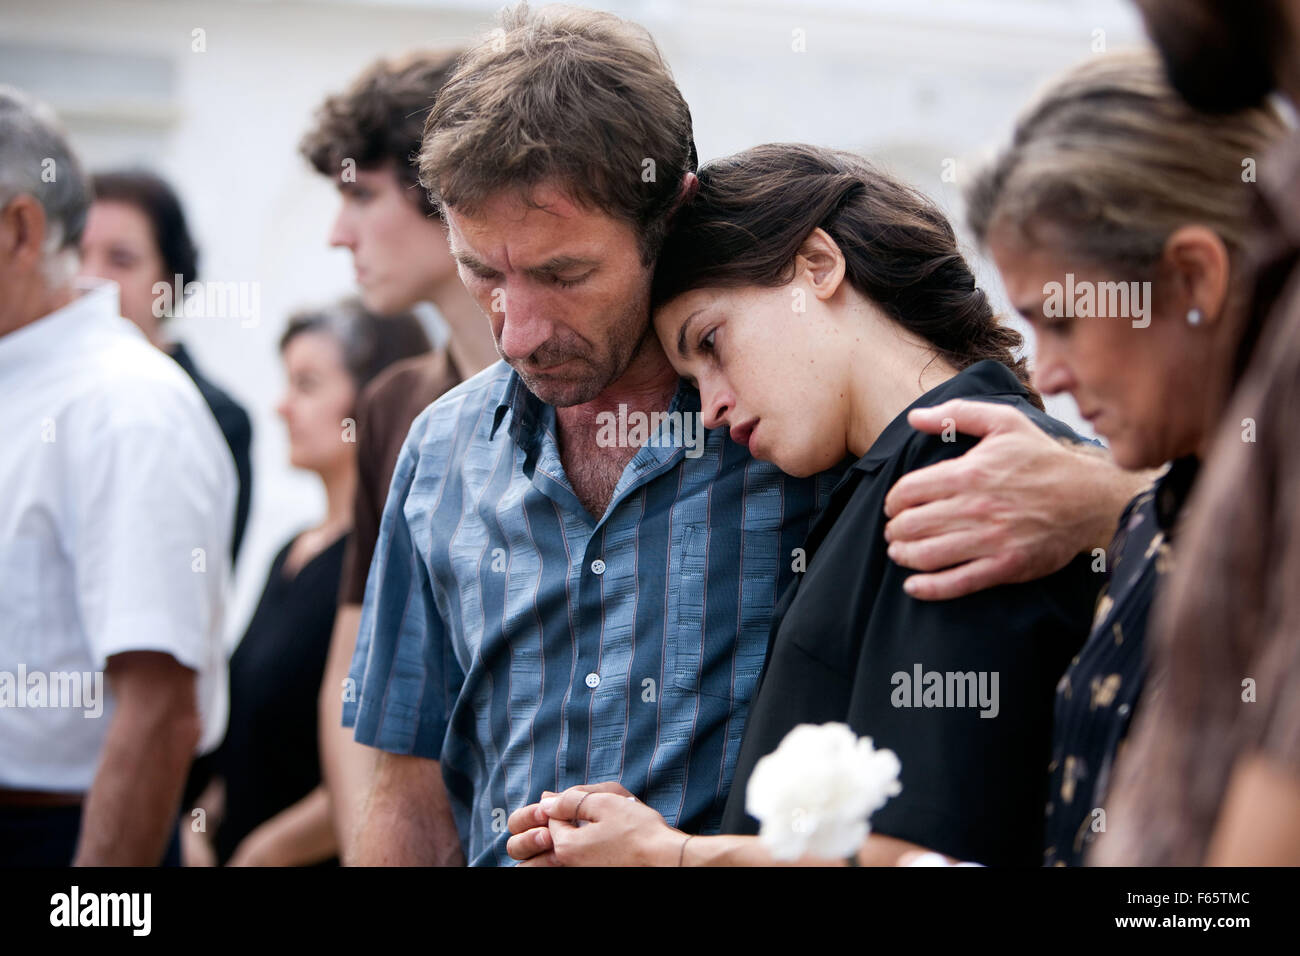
[0,86,235,865]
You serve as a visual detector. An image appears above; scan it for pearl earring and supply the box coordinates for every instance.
[1187,307,1203,326]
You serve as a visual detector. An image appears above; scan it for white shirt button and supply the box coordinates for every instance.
[590,558,606,575]
[585,672,601,689]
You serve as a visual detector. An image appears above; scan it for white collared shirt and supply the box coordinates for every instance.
[0,279,235,791]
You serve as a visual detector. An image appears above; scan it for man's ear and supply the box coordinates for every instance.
[793,227,846,300]
[674,171,699,212]
[0,194,48,273]
[1161,224,1231,325]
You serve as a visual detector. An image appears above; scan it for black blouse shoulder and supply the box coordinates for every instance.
[720,362,1101,866]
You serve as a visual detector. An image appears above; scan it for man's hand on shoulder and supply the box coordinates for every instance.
[882,398,1151,601]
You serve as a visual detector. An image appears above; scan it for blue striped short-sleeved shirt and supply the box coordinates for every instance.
[344,360,841,865]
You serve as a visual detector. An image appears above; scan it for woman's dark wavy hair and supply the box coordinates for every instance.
[651,143,1041,409]
[91,169,199,291]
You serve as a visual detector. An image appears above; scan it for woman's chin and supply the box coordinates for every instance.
[764,447,820,479]
[1107,437,1161,473]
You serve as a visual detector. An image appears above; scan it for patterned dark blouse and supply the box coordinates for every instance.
[1043,455,1199,866]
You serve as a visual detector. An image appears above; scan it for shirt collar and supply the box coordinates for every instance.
[851,359,1033,474]
[0,277,126,371]
[1153,454,1200,535]
[489,366,543,449]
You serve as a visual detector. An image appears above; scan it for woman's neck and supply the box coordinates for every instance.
[316,457,357,538]
[844,311,959,459]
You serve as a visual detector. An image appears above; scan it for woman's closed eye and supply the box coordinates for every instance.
[699,327,718,355]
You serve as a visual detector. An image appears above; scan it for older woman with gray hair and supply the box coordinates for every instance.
[959,49,1285,865]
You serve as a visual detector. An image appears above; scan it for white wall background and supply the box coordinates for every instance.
[0,0,1144,641]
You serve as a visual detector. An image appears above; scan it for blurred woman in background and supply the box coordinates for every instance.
[184,297,429,866]
[79,170,253,564]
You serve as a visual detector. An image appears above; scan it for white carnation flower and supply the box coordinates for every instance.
[745,722,902,861]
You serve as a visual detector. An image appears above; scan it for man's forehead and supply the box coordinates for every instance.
[444,185,629,268]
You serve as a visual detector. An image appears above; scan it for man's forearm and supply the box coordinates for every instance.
[230,784,338,866]
[74,709,197,865]
[350,753,464,866]
[1070,441,1159,553]
[319,603,375,854]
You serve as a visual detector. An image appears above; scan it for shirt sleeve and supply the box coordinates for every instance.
[343,436,460,761]
[71,416,233,675]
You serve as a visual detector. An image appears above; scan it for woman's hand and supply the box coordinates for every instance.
[225,822,289,867]
[537,788,686,867]
[181,821,218,867]
[507,781,632,864]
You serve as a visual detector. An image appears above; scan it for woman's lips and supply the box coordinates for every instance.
[730,419,758,451]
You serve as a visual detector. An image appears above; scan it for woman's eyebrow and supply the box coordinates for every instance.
[677,308,706,358]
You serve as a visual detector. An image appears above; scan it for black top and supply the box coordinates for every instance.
[1043,455,1199,866]
[169,342,253,565]
[720,360,1100,866]
[214,532,349,865]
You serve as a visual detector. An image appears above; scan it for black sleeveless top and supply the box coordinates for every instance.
[214,532,348,865]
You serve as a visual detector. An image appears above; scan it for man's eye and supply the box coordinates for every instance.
[554,273,589,289]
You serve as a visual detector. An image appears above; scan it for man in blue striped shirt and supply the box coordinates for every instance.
[341,4,840,866]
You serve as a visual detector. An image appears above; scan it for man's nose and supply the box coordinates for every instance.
[496,288,555,363]
[328,208,354,248]
[1031,342,1074,397]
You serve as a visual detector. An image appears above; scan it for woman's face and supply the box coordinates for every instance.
[78,200,167,335]
[653,283,852,477]
[987,223,1211,470]
[276,330,358,475]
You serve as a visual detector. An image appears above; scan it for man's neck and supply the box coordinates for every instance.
[0,281,75,339]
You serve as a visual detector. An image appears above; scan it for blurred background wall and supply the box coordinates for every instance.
[0,0,1147,642]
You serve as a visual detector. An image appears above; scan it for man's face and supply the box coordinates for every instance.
[1134,0,1283,112]
[328,163,457,314]
[444,182,654,408]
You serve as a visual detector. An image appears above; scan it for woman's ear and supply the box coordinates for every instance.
[1161,225,1231,326]
[793,227,846,300]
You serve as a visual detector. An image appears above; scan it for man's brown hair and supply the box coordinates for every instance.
[418,2,697,265]
[300,50,462,217]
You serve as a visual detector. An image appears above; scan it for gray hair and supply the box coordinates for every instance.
[0,85,91,288]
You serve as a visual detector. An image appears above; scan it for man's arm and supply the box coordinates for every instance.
[318,603,376,859]
[74,651,200,866]
[351,752,463,866]
[226,784,337,867]
[883,399,1155,600]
